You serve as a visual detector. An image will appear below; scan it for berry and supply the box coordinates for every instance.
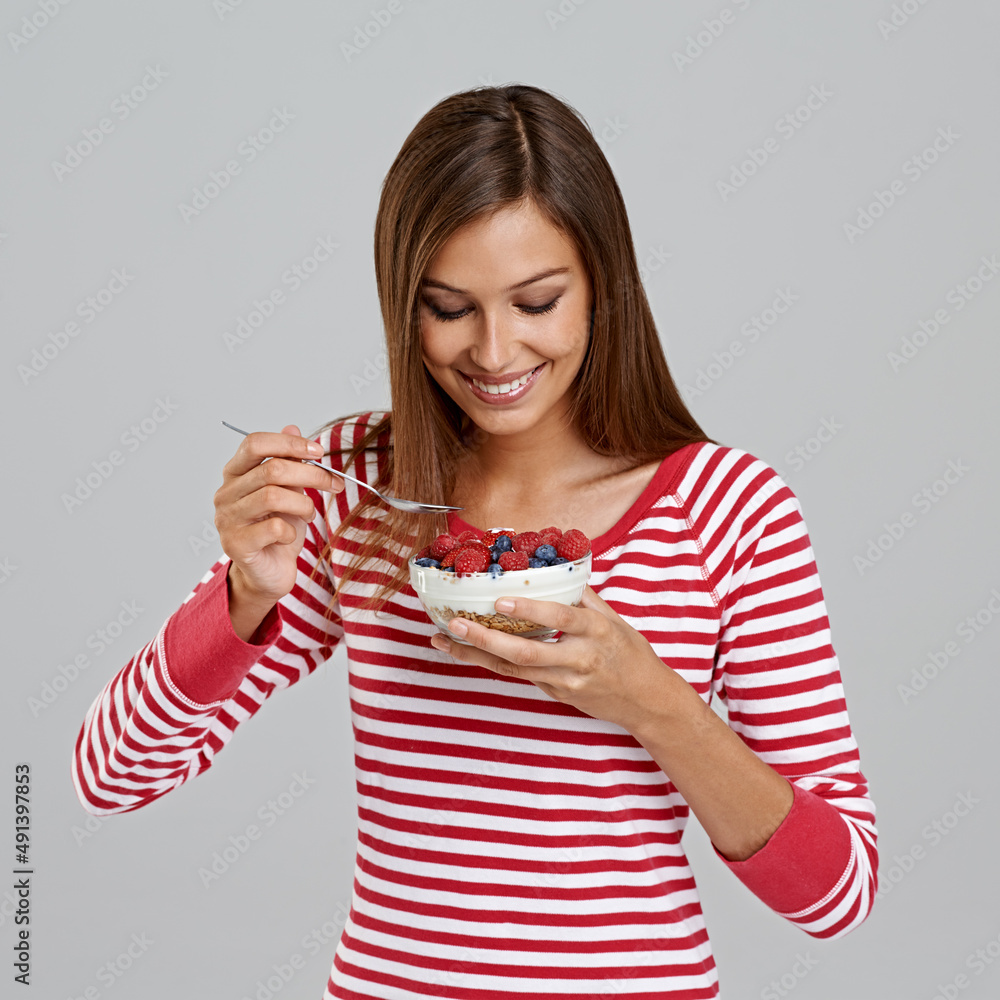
[534,544,557,564]
[528,557,547,568]
[556,528,590,561]
[482,529,515,547]
[458,540,491,559]
[540,526,563,539]
[487,563,504,579]
[416,545,432,560]
[552,557,568,565]
[431,533,458,560]
[457,529,482,544]
[498,551,529,571]
[440,550,458,569]
[513,531,542,555]
[539,531,561,548]
[414,557,441,568]
[493,534,513,554]
[455,546,490,575]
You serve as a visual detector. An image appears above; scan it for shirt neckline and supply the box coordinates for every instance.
[446,441,704,558]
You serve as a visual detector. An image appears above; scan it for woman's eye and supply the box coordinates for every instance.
[424,297,560,322]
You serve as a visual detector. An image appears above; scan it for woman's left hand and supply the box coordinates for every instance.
[428,585,685,732]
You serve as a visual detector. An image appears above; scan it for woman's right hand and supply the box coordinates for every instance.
[214,425,344,630]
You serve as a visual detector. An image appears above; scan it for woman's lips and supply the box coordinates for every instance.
[460,363,544,405]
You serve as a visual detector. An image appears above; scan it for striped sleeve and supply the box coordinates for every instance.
[696,455,878,939]
[71,426,347,816]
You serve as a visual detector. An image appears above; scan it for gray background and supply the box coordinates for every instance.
[2,1,998,997]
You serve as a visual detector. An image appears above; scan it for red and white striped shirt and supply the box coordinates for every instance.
[72,410,878,999]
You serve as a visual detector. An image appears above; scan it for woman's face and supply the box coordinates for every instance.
[419,199,592,441]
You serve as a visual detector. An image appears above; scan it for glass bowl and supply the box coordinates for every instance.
[409,550,592,645]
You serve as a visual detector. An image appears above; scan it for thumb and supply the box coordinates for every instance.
[282,423,302,438]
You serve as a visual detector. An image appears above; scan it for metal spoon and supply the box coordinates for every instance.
[222,421,463,514]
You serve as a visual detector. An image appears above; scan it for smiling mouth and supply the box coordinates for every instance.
[461,364,544,396]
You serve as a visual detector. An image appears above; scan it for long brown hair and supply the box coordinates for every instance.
[309,83,714,618]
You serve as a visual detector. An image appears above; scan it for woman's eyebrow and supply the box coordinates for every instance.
[421,266,571,295]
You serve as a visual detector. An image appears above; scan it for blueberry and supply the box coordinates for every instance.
[528,557,546,568]
[487,563,504,578]
[442,565,456,573]
[489,544,501,561]
[535,544,557,563]
[552,556,568,565]
[415,557,441,568]
[494,535,513,553]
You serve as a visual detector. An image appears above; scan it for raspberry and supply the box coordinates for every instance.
[458,540,490,559]
[556,528,590,561]
[539,530,561,548]
[457,529,482,544]
[430,533,458,560]
[440,550,458,569]
[482,529,515,548]
[416,545,432,560]
[512,531,542,555]
[540,526,563,539]
[498,550,529,571]
[455,546,490,575]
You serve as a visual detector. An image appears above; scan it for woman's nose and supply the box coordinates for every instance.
[469,310,519,372]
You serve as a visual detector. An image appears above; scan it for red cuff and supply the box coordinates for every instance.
[714,781,853,915]
[161,562,282,707]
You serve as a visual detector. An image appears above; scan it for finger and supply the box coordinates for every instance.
[489,595,589,637]
[220,481,319,531]
[225,513,302,560]
[434,616,549,675]
[223,428,325,480]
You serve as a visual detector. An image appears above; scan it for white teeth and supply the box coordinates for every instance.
[471,370,533,394]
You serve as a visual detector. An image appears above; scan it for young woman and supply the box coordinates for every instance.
[73,84,878,999]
